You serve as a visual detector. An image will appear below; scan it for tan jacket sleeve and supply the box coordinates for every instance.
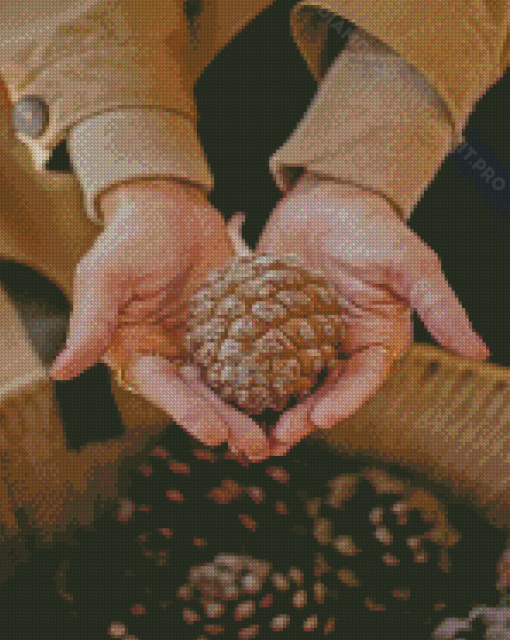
[270,0,510,220]
[290,0,510,136]
[0,0,214,226]
[269,24,458,221]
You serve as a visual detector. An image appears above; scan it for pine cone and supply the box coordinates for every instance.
[307,466,462,637]
[183,252,347,415]
[175,553,336,638]
[432,605,510,639]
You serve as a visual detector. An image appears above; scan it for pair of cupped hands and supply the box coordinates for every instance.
[49,173,490,462]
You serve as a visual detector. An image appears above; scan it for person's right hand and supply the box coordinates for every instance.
[48,177,271,461]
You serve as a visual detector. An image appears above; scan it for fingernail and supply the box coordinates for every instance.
[202,424,227,448]
[201,434,224,448]
[475,340,491,357]
[49,353,71,379]
[468,344,491,360]
[473,336,491,358]
[248,452,269,463]
[183,410,226,448]
[310,404,333,429]
[275,423,293,443]
[52,350,68,368]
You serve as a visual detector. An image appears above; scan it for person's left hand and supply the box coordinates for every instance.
[254,172,491,457]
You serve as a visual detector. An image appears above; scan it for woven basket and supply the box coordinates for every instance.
[315,343,510,548]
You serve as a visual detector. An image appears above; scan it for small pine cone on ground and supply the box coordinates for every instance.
[432,604,510,639]
[306,466,462,639]
[174,553,337,638]
[184,252,347,416]
[200,459,316,568]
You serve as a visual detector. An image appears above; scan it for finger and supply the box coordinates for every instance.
[309,345,390,428]
[272,304,412,455]
[128,355,229,447]
[271,362,344,454]
[116,287,188,324]
[270,403,316,457]
[227,212,253,258]
[340,306,413,357]
[49,264,123,380]
[107,322,188,366]
[179,364,271,462]
[393,257,490,360]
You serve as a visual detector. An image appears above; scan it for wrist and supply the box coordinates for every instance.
[292,172,402,218]
[98,177,207,226]
[69,109,214,226]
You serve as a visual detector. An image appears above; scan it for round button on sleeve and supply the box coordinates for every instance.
[11,96,49,138]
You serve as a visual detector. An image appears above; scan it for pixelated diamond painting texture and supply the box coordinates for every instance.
[0,1,508,638]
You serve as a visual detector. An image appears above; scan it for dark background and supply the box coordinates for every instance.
[0,0,508,452]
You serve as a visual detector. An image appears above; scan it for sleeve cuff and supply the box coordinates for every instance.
[269,28,458,221]
[291,1,506,142]
[68,109,214,226]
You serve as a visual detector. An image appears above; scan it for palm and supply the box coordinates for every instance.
[100,200,271,459]
[255,173,489,454]
[50,180,272,459]
[102,200,236,372]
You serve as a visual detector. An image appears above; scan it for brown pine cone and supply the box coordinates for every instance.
[183,252,347,415]
[432,605,510,639]
[175,553,336,638]
[307,466,461,638]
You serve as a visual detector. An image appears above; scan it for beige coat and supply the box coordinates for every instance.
[0,0,508,546]
[0,1,509,289]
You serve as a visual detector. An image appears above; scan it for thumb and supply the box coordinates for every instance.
[391,246,491,361]
[409,272,490,360]
[228,212,253,257]
[49,262,123,380]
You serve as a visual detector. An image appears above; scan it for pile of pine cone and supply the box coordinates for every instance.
[41,424,506,640]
